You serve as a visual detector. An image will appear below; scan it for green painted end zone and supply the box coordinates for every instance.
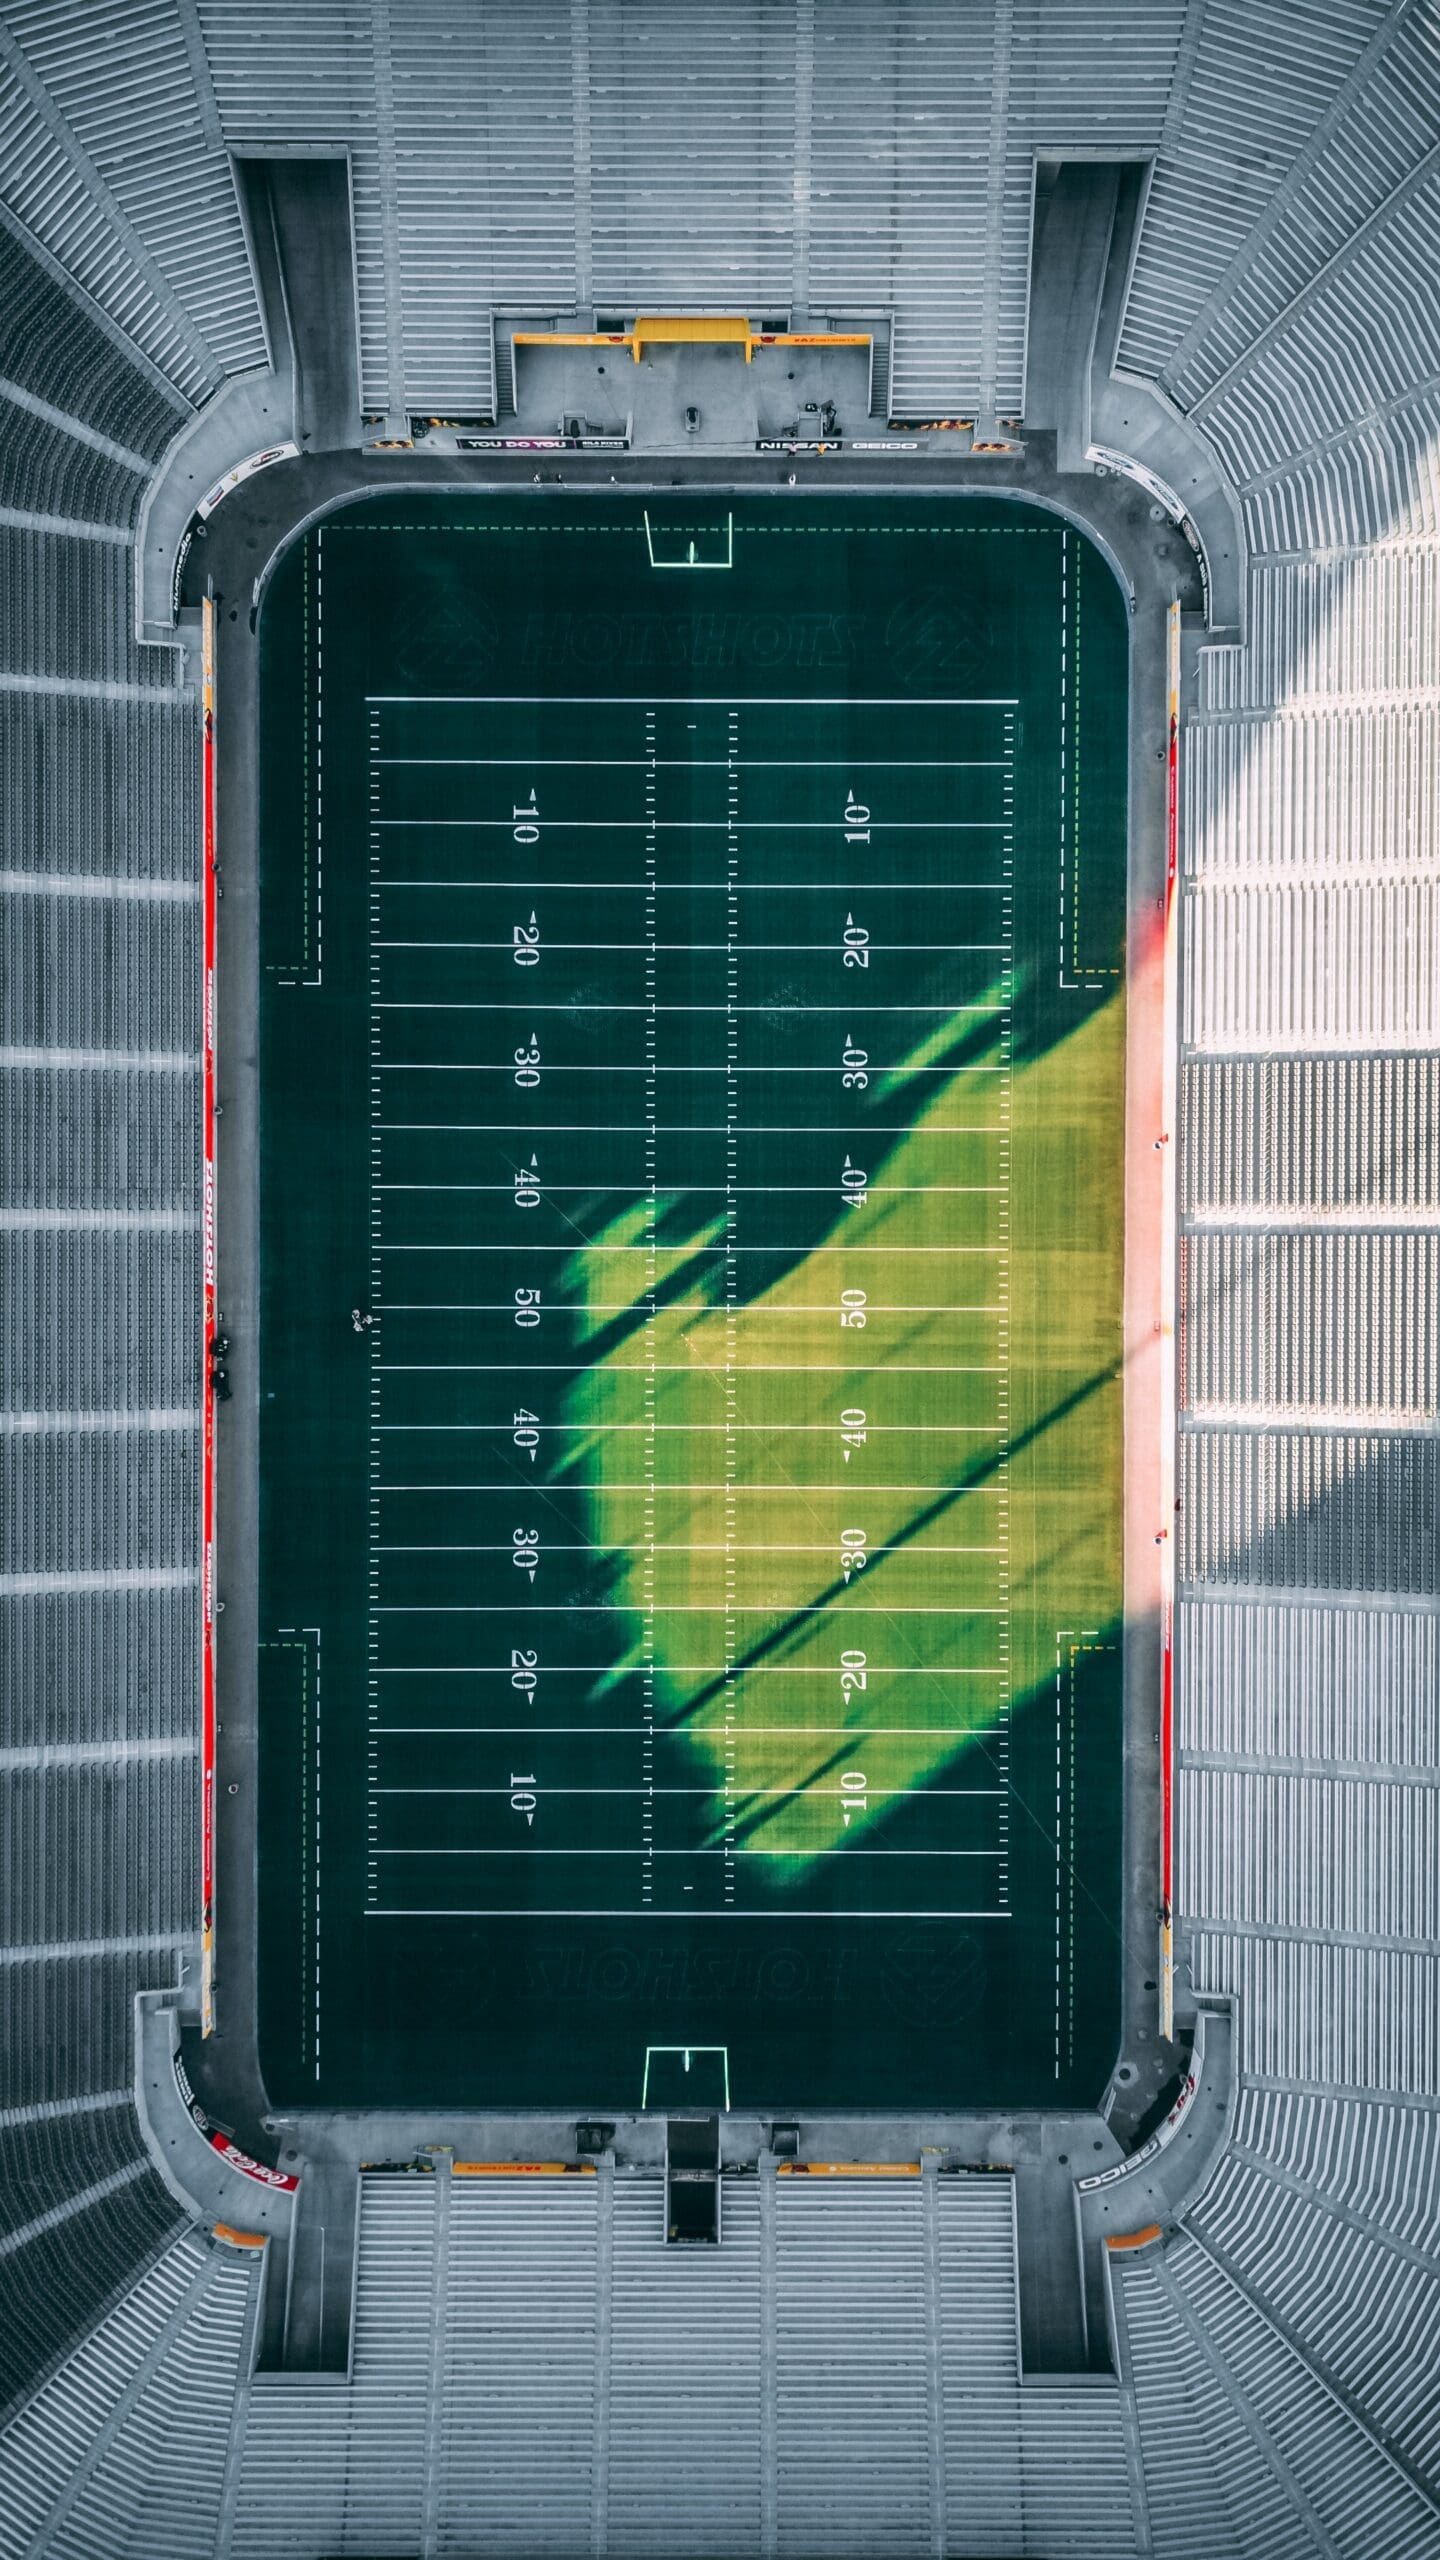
[256,495,1129,2111]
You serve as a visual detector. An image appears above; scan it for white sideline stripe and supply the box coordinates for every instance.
[379,756,1006,769]
[380,1296,1000,1308]
[375,1665,1001,1677]
[377,1361,998,1373]
[0,1208,197,1232]
[376,1601,1006,1614]
[377,817,1007,832]
[371,693,1018,705]
[0,1567,198,1597]
[379,1065,1004,1077]
[0,1931,186,1967]
[0,2088,131,2132]
[376,1423,998,1436]
[0,1047,195,1073]
[378,1187,1000,1200]
[379,1722,1000,1734]
[0,504,130,545]
[379,879,1009,892]
[379,985,1002,998]
[379,1129,998,1140]
[374,1846,1002,1857]
[0,1737,197,1772]
[0,869,199,902]
[378,1242,1003,1252]
[0,2160,152,2258]
[0,1409,195,1435]
[368,1907,1011,1920]
[379,1783,1002,1799]
[378,1483,999,1496]
[381,1538,995,1553]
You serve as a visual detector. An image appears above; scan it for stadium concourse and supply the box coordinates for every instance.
[0,4,1438,2557]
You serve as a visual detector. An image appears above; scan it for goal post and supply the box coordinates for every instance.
[642,508,734,570]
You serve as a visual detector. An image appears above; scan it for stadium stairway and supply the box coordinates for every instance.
[0,200,206,2455]
[0,2226,259,2560]
[218,2163,1142,2560]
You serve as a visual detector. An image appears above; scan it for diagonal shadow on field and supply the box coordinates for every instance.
[662,1354,1117,1741]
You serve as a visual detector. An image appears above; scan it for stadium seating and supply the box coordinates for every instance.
[222,2168,1140,2559]
[0,1,1437,2548]
[0,2227,255,2559]
[1114,2235,1440,2560]
[0,202,199,2463]
[1191,2134,1440,2481]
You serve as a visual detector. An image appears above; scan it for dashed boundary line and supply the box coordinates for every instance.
[268,527,324,987]
[261,1629,321,2081]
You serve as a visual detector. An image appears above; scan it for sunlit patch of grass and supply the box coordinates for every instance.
[562,986,1125,1871]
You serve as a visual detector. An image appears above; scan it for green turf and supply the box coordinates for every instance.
[256,494,1128,2111]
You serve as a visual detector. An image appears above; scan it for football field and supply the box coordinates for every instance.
[256,494,1128,2111]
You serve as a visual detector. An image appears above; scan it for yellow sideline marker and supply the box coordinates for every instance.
[513,316,871,365]
[777,2162,920,2178]
[451,2162,597,2177]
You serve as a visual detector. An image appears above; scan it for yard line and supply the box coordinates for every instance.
[370,692,1018,704]
[377,756,1008,770]
[377,817,1008,830]
[377,1483,1004,1496]
[373,978,1007,987]
[376,1783,1001,1798]
[378,1125,1004,1137]
[372,1844,1004,1856]
[376,1537,1004,1552]
[377,1358,999,1370]
[375,1722,1004,1733]
[377,1185,1003,1199]
[378,1300,1003,1312]
[376,1421,1001,1433]
[377,1240,1006,1251]
[373,1665,1004,1677]
[378,877,1010,891]
[374,1601,1008,1614]
[376,1062,1006,1074]
[376,962,1003,979]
